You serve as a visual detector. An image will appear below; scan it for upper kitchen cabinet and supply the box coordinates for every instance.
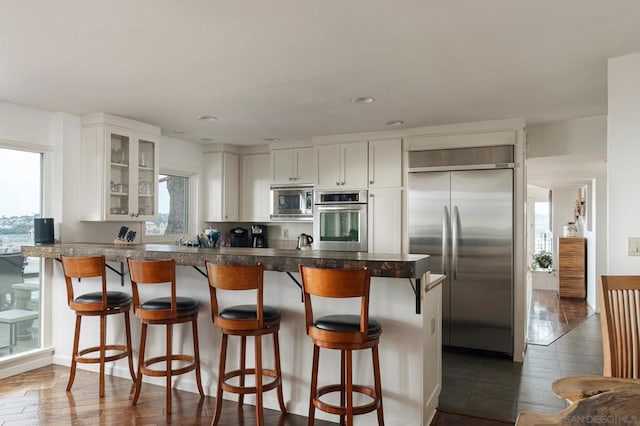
[368,139,402,188]
[204,151,239,222]
[80,113,159,221]
[271,147,314,184]
[315,142,368,189]
[241,153,270,222]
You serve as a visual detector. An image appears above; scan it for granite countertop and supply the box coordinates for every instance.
[22,243,430,279]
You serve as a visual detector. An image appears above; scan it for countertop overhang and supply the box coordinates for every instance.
[22,243,430,279]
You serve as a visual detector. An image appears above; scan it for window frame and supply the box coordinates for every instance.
[141,168,199,243]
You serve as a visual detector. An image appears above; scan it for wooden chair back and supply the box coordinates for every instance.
[60,255,108,312]
[205,262,264,330]
[127,259,177,318]
[599,275,640,378]
[299,265,371,344]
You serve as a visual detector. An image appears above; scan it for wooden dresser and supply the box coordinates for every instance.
[558,237,586,298]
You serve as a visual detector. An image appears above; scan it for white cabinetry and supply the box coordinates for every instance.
[369,139,402,188]
[204,152,239,221]
[81,114,159,221]
[368,188,402,254]
[271,147,314,183]
[315,142,368,189]
[241,153,270,222]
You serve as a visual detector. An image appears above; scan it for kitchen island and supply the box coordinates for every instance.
[24,243,441,425]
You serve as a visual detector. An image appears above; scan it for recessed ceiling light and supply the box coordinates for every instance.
[351,97,375,104]
[385,120,404,127]
[196,115,217,121]
[201,137,213,142]
[264,137,280,142]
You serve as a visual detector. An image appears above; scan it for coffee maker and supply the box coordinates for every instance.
[251,225,268,248]
[230,227,249,247]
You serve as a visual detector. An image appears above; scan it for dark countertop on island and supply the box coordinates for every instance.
[22,243,430,279]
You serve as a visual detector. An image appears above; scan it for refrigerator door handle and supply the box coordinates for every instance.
[442,206,450,274]
[452,205,459,280]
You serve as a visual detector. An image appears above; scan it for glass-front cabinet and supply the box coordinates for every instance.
[81,113,159,222]
[107,130,157,220]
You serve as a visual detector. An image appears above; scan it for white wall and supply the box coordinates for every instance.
[608,52,640,273]
[527,116,606,159]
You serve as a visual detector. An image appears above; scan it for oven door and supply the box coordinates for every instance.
[313,204,368,251]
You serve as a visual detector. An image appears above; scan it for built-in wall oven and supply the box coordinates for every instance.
[313,190,368,251]
[270,184,314,221]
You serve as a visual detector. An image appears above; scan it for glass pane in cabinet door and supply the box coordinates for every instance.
[109,134,130,215]
[319,211,360,242]
[137,139,155,216]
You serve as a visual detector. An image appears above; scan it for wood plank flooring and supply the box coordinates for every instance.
[0,365,511,425]
[0,365,332,425]
[527,289,593,346]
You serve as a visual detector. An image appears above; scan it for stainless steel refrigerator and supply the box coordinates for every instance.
[408,151,513,355]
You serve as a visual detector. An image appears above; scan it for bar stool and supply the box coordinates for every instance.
[299,265,384,426]
[127,258,205,414]
[60,255,136,397]
[205,262,286,426]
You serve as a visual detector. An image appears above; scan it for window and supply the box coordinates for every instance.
[0,147,42,358]
[534,201,552,253]
[146,174,189,237]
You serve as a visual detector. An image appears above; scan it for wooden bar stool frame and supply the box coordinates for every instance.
[127,258,205,414]
[299,265,384,426]
[60,255,136,397]
[205,262,286,426]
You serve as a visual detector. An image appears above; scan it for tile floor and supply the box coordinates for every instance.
[439,298,602,423]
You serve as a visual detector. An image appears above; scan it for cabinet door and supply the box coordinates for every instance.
[204,152,223,221]
[368,188,402,254]
[342,142,368,188]
[272,149,294,183]
[369,139,401,188]
[241,153,270,221]
[135,137,158,220]
[294,147,315,183]
[223,153,239,221]
[106,127,134,221]
[315,144,342,188]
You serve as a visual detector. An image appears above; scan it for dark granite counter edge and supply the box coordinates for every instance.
[22,243,430,279]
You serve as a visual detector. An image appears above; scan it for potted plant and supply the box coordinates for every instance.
[531,251,553,271]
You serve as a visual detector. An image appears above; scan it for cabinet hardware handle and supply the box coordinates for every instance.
[129,213,135,217]
[369,194,374,197]
[135,213,139,217]
[336,182,340,186]
[341,182,345,185]
[369,180,374,184]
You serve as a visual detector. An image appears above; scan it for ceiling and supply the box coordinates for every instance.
[2,1,640,146]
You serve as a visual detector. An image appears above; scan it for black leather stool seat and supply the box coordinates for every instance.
[314,314,382,335]
[219,304,281,322]
[75,291,131,305]
[141,296,199,311]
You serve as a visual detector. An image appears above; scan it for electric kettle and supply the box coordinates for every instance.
[296,233,314,250]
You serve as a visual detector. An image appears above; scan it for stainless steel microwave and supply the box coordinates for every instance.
[269,184,314,221]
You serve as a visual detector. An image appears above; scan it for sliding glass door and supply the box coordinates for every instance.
[0,147,42,358]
